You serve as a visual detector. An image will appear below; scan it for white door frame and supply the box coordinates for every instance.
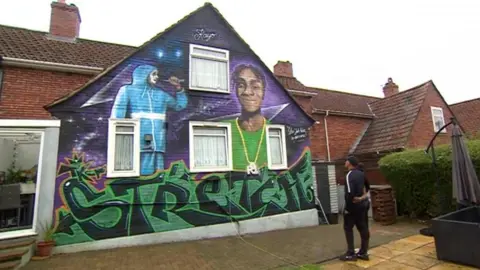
[0,119,60,240]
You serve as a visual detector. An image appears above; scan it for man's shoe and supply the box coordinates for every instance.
[339,253,357,261]
[356,252,370,261]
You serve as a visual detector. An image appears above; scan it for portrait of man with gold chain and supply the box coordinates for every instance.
[227,64,269,174]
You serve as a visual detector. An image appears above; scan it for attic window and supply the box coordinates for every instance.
[431,106,446,133]
[189,44,229,93]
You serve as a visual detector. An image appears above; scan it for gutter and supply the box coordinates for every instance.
[313,108,374,119]
[0,56,103,75]
[324,110,331,161]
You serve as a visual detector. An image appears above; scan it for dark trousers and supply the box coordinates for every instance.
[344,206,370,254]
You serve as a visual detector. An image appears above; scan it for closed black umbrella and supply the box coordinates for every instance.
[451,122,480,208]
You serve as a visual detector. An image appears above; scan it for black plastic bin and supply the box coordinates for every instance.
[431,206,480,268]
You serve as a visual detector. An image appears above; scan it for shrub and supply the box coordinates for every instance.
[378,140,480,218]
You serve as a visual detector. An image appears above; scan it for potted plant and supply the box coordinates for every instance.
[36,222,56,258]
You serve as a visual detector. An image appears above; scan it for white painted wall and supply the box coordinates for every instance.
[327,165,338,214]
[16,142,40,170]
[0,138,14,172]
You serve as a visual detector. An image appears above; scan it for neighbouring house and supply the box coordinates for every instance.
[450,97,480,138]
[0,0,318,262]
[273,61,460,187]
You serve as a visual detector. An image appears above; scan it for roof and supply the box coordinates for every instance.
[42,3,316,125]
[450,97,480,137]
[353,81,431,154]
[276,75,380,116]
[0,24,136,68]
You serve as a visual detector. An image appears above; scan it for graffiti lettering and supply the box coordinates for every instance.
[193,28,217,42]
[53,150,314,245]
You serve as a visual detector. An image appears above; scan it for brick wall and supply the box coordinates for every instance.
[325,115,370,160]
[408,87,454,148]
[0,67,91,119]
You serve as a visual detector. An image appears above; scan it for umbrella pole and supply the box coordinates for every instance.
[425,119,454,215]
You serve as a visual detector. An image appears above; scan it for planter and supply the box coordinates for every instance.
[432,206,480,268]
[36,240,55,257]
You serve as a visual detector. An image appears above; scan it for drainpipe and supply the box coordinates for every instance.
[324,110,331,161]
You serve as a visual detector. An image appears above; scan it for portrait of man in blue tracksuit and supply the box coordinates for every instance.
[111,64,188,175]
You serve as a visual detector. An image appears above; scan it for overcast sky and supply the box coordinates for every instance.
[1,0,479,104]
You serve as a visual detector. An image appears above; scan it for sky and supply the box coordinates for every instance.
[1,0,479,104]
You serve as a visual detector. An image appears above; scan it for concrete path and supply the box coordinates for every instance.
[321,234,477,270]
[24,218,424,270]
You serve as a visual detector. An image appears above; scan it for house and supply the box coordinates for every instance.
[450,98,480,138]
[44,2,317,252]
[273,61,458,186]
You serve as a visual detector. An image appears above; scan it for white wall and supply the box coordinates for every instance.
[16,142,40,170]
[0,138,14,172]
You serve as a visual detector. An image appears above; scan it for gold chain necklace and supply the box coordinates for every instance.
[236,117,266,175]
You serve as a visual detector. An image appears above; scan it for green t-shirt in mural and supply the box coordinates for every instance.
[225,118,270,171]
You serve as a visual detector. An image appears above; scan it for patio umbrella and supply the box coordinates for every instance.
[451,122,480,208]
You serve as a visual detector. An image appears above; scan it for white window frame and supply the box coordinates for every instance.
[431,106,447,133]
[107,118,141,178]
[189,44,230,94]
[266,124,288,170]
[189,121,233,173]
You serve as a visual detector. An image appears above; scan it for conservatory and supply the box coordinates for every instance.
[0,120,60,240]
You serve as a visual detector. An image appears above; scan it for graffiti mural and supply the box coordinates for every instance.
[48,4,315,246]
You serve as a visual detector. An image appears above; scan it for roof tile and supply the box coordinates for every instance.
[450,98,480,137]
[0,24,136,68]
[353,81,431,154]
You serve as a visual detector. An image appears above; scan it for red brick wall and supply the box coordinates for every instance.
[326,115,370,160]
[0,67,91,119]
[408,87,454,148]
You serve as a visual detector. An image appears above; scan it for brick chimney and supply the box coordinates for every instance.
[383,77,399,97]
[49,0,81,40]
[274,61,293,78]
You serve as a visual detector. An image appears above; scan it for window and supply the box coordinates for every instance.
[266,125,288,170]
[107,119,140,177]
[431,107,446,133]
[189,121,232,172]
[189,44,229,93]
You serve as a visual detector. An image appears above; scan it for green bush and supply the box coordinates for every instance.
[378,140,480,218]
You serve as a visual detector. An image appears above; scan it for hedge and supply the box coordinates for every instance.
[378,140,480,218]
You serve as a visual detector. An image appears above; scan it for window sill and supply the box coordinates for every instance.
[188,86,230,94]
[268,165,288,171]
[106,171,140,178]
[0,229,37,241]
[190,166,232,173]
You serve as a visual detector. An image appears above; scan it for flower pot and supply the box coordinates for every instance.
[36,240,55,257]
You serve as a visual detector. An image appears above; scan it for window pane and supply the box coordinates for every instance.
[114,134,134,171]
[191,57,228,91]
[192,47,227,58]
[193,127,228,168]
[194,127,226,135]
[269,128,281,137]
[434,116,444,131]
[116,126,134,133]
[269,135,283,165]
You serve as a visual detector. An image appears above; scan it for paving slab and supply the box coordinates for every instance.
[23,218,423,270]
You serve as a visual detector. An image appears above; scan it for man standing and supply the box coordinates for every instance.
[340,156,370,261]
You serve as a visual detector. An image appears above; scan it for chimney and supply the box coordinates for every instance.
[274,61,293,77]
[383,77,399,97]
[49,0,81,40]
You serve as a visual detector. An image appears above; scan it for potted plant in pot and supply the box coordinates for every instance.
[36,222,56,258]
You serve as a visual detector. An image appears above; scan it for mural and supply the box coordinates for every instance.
[48,5,314,246]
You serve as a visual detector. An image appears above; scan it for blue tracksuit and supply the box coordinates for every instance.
[111,65,188,175]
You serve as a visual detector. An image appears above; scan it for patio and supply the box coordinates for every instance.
[23,218,423,270]
[322,234,477,269]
